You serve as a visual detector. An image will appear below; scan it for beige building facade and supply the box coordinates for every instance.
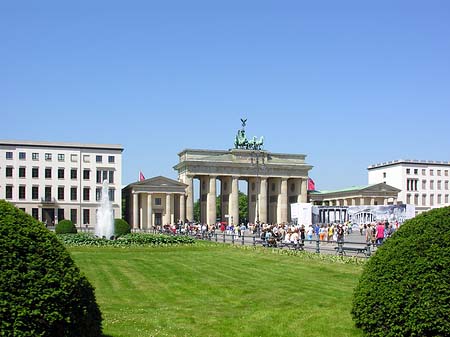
[122,176,187,229]
[174,148,312,225]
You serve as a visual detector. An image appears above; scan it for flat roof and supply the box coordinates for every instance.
[368,159,450,170]
[0,139,124,151]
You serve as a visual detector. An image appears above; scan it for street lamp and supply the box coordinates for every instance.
[250,150,266,232]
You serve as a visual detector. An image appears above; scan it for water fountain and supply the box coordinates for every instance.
[95,180,114,239]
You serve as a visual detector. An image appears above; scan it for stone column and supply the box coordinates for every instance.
[259,178,268,224]
[170,194,175,225]
[370,198,375,205]
[165,194,172,225]
[229,176,239,226]
[278,177,288,224]
[147,194,152,229]
[133,193,139,229]
[360,197,365,205]
[185,175,194,222]
[221,176,231,222]
[300,178,308,203]
[383,198,388,205]
[179,194,185,223]
[207,176,217,225]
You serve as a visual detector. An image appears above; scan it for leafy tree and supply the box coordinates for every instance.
[352,206,450,336]
[193,199,200,222]
[238,191,248,224]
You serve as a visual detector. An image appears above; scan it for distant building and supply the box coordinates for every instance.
[0,140,123,228]
[309,183,400,207]
[368,159,450,213]
[122,176,187,229]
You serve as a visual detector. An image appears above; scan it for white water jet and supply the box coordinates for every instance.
[95,180,114,239]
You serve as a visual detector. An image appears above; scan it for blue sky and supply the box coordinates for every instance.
[1,1,450,189]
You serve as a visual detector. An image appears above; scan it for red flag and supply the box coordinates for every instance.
[307,178,315,191]
[139,171,145,182]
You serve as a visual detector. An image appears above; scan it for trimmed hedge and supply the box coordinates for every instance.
[114,218,131,237]
[352,206,450,337]
[55,219,77,234]
[0,201,102,337]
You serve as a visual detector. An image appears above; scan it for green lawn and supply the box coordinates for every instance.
[69,244,363,337]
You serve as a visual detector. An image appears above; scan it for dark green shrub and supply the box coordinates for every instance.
[0,200,102,337]
[55,219,77,234]
[352,206,450,336]
[114,218,131,237]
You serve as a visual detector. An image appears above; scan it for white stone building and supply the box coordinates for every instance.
[368,160,450,213]
[0,140,123,228]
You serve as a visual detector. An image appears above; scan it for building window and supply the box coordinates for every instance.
[383,172,386,178]
[19,152,26,160]
[406,168,410,174]
[96,188,101,201]
[83,209,90,225]
[438,180,442,189]
[430,169,434,176]
[58,187,65,200]
[429,180,434,189]
[19,185,26,199]
[83,169,90,180]
[6,152,13,160]
[437,169,441,176]
[45,153,52,161]
[108,156,115,163]
[19,167,26,178]
[430,194,434,206]
[108,171,114,184]
[71,168,77,179]
[71,154,78,162]
[57,154,64,162]
[45,168,52,179]
[414,194,419,205]
[422,180,426,190]
[155,198,162,206]
[58,168,65,179]
[102,170,108,182]
[445,181,449,190]
[96,170,101,183]
[445,195,449,204]
[32,186,39,200]
[6,166,13,177]
[32,167,39,178]
[437,194,442,204]
[45,186,52,201]
[83,187,90,201]
[414,169,418,175]
[406,179,418,191]
[406,194,411,204]
[71,209,77,224]
[32,152,39,160]
[96,155,102,163]
[32,208,39,220]
[108,188,115,202]
[445,170,449,177]
[422,169,426,175]
[57,209,65,221]
[5,185,12,199]
[70,187,77,201]
[83,155,90,163]
[422,194,426,205]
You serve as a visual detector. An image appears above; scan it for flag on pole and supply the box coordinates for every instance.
[307,178,315,191]
[139,171,145,182]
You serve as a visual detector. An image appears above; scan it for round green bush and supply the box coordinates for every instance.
[55,219,77,234]
[0,200,102,336]
[352,206,450,336]
[114,218,131,237]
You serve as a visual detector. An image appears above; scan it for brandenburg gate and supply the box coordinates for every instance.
[174,120,312,225]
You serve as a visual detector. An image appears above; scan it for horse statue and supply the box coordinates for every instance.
[234,129,248,149]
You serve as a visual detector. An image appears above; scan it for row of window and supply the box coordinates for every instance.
[5,167,115,183]
[4,185,115,202]
[5,151,115,164]
[28,208,95,226]
[406,193,449,206]
[405,178,449,191]
[405,168,449,176]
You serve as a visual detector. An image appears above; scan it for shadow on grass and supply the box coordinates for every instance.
[102,334,114,337]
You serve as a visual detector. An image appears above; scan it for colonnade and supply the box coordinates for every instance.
[351,211,375,224]
[181,175,308,225]
[317,207,349,224]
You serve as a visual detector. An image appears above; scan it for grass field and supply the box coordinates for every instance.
[69,244,363,337]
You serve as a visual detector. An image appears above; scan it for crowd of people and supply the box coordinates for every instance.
[154,219,400,247]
